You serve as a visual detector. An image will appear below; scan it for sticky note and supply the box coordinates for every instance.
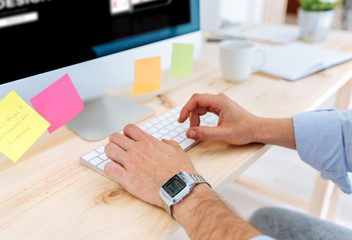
[169,43,194,78]
[133,56,161,96]
[30,74,84,133]
[0,91,50,162]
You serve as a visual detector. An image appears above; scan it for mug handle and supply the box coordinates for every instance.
[252,48,266,72]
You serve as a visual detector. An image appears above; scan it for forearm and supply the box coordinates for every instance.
[173,184,261,240]
[252,117,296,149]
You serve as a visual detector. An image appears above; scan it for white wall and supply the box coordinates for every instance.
[220,0,266,24]
[200,0,222,30]
[200,0,266,30]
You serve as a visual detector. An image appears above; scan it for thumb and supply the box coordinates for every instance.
[186,126,226,142]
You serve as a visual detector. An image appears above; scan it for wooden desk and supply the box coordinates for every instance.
[1,28,352,239]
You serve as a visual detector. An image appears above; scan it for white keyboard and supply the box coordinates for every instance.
[80,105,219,182]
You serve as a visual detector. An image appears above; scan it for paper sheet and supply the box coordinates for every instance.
[0,91,50,162]
[133,56,161,95]
[170,43,194,78]
[258,42,352,81]
[214,25,299,44]
[30,74,84,133]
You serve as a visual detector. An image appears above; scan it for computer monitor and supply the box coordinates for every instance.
[0,0,201,141]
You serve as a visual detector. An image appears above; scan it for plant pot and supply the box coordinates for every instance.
[298,8,335,42]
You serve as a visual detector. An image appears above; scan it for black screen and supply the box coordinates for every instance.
[0,0,195,84]
[164,175,186,197]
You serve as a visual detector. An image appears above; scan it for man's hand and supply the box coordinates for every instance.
[104,124,197,208]
[179,93,296,149]
[179,93,259,145]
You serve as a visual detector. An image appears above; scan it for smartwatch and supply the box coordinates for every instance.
[159,172,212,219]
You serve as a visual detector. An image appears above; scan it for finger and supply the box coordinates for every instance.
[104,162,128,187]
[178,94,221,123]
[109,132,133,151]
[189,111,200,128]
[178,94,202,123]
[186,126,228,142]
[189,108,208,127]
[105,143,128,168]
[124,124,151,142]
[162,139,182,150]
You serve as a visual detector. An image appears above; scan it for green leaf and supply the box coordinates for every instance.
[297,0,342,11]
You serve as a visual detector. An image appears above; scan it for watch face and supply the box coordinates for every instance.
[163,175,187,198]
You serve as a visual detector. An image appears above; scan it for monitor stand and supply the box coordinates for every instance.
[66,93,155,141]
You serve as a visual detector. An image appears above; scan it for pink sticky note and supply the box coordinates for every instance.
[30,74,84,133]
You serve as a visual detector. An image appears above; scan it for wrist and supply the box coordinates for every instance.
[252,117,296,149]
[172,184,214,221]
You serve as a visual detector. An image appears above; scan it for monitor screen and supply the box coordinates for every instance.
[0,0,199,84]
[0,0,200,141]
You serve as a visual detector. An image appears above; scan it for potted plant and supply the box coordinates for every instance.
[298,0,342,42]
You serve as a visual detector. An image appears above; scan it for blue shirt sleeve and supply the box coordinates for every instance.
[293,109,352,194]
[250,236,276,240]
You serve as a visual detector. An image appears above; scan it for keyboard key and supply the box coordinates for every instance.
[146,127,158,134]
[179,139,196,150]
[99,153,108,160]
[143,122,153,128]
[161,120,171,126]
[97,159,112,171]
[82,151,99,161]
[90,157,103,166]
[150,118,160,124]
[169,131,178,137]
[159,129,169,135]
[173,136,184,143]
[153,132,162,139]
[166,125,175,131]
[96,146,105,154]
[157,115,166,121]
[154,123,164,129]
[163,134,173,140]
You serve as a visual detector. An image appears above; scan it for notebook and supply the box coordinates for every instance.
[257,42,352,81]
[214,25,299,44]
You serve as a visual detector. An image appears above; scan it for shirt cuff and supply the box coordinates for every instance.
[293,109,352,194]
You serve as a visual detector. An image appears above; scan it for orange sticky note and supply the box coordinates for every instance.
[133,56,161,96]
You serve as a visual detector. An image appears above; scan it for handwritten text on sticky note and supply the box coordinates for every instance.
[170,43,194,78]
[133,56,161,96]
[0,91,50,162]
[30,74,84,133]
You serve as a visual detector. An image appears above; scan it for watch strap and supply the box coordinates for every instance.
[187,173,212,189]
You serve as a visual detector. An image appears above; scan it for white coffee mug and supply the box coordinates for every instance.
[219,39,265,82]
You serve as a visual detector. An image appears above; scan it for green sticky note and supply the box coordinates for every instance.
[170,43,194,78]
[0,91,50,162]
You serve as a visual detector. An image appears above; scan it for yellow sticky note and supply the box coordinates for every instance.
[133,56,161,96]
[0,91,50,163]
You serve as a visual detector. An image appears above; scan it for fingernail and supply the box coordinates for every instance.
[189,130,196,139]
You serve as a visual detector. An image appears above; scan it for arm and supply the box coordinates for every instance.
[173,184,261,240]
[178,93,296,149]
[104,124,262,240]
[179,93,351,194]
[293,109,352,193]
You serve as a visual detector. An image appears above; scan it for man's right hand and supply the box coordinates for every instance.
[178,93,259,146]
[179,93,296,149]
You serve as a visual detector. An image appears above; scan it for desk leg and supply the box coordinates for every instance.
[308,78,352,221]
[308,178,341,220]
